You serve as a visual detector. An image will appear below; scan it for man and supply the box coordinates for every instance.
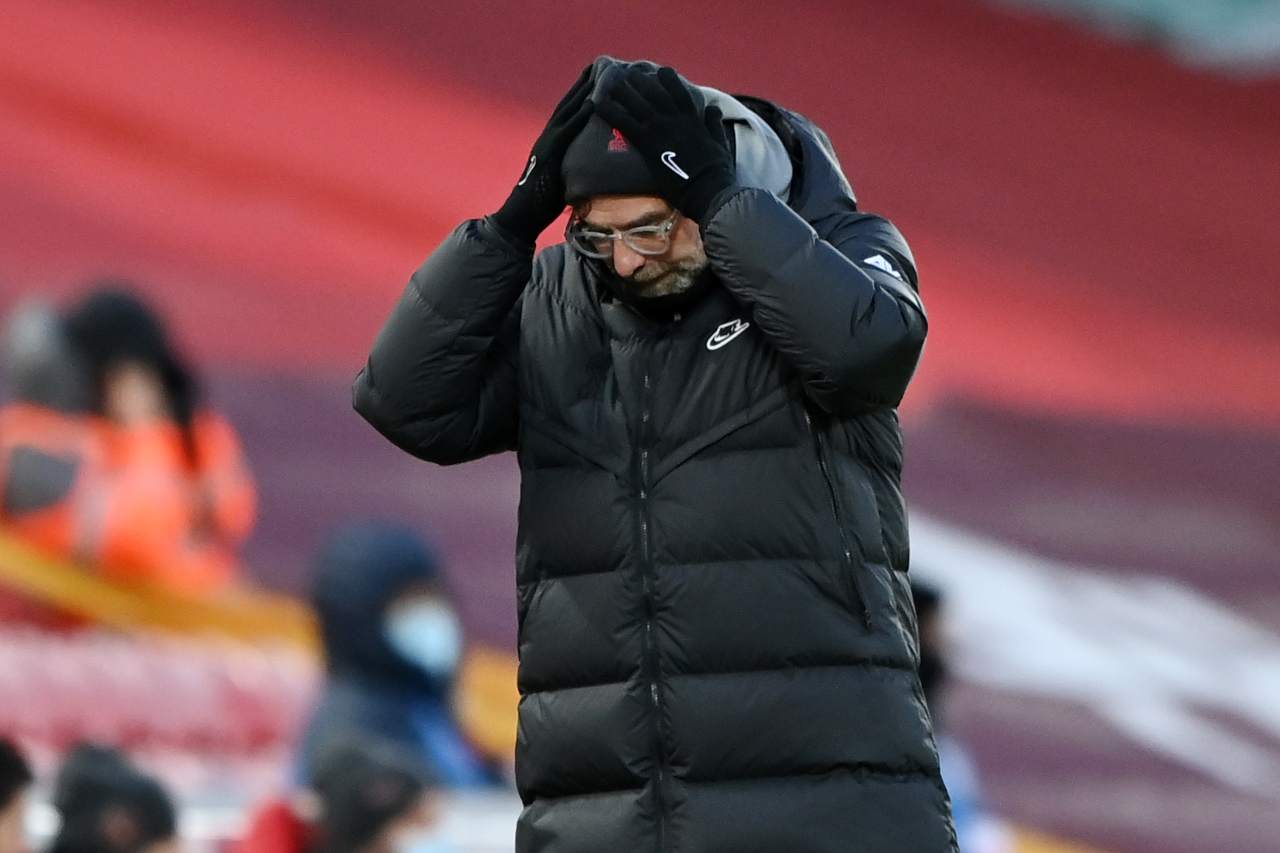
[356,57,955,852]
[0,739,33,853]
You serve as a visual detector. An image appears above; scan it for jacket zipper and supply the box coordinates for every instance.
[637,366,668,851]
[804,409,873,629]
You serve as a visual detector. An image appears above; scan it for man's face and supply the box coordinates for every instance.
[574,195,708,299]
[0,788,31,853]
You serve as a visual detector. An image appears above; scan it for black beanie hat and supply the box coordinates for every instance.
[561,57,707,203]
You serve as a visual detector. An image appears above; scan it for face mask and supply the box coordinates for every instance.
[393,831,459,853]
[385,599,463,678]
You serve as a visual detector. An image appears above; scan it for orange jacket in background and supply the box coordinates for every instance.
[0,403,257,597]
[0,403,104,559]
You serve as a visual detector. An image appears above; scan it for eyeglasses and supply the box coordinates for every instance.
[565,211,680,259]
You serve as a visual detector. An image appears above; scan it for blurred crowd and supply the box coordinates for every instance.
[1,736,450,853]
[0,289,505,850]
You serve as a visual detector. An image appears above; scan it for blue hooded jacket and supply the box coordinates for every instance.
[299,521,498,787]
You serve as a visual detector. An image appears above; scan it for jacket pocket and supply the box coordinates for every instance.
[851,475,891,569]
[804,408,872,630]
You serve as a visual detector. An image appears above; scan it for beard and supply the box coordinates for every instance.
[623,252,709,299]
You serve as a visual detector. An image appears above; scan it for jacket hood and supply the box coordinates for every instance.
[311,521,449,693]
[698,86,792,202]
[733,94,859,222]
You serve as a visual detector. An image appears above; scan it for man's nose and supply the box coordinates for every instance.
[612,240,646,278]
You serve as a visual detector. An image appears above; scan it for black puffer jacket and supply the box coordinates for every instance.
[355,99,956,853]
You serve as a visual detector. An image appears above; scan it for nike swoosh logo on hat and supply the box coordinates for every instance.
[661,151,689,180]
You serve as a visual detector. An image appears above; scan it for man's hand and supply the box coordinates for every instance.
[491,65,595,243]
[594,65,737,224]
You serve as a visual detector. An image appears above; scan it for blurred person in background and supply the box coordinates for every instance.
[48,744,178,853]
[300,522,498,788]
[0,285,256,604]
[241,737,449,853]
[0,739,33,853]
[60,285,257,596]
[912,581,1011,853]
[356,56,950,851]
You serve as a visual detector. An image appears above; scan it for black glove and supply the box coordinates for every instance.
[491,65,595,243]
[593,65,736,224]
